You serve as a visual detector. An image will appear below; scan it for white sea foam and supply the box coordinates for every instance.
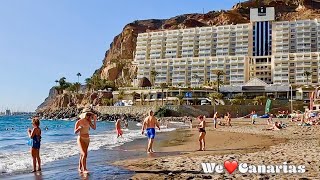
[0,128,175,174]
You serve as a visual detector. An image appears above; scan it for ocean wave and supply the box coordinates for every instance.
[0,127,176,174]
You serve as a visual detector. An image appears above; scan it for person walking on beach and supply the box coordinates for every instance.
[141,110,160,153]
[213,112,218,129]
[188,116,193,129]
[27,117,42,172]
[197,115,206,151]
[226,112,232,127]
[251,110,256,124]
[74,107,97,174]
[115,118,123,138]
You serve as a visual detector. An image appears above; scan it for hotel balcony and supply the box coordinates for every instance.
[181,41,195,46]
[182,31,196,36]
[199,30,213,35]
[172,67,187,72]
[199,35,212,40]
[165,54,177,58]
[190,66,205,71]
[150,33,165,38]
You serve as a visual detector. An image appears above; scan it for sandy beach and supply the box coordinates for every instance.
[114,118,320,179]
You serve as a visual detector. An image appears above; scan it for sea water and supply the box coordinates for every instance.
[0,115,176,174]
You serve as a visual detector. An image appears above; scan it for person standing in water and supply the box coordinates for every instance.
[74,107,97,174]
[115,119,123,138]
[124,119,129,129]
[197,115,206,151]
[27,117,42,172]
[141,110,160,153]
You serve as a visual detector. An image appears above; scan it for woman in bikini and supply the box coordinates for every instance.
[74,107,97,174]
[197,115,206,151]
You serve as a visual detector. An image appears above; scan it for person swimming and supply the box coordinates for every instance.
[74,107,97,174]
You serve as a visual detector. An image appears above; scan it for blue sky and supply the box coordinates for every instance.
[0,0,240,112]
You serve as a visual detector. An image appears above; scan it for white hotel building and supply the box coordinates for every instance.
[134,7,320,87]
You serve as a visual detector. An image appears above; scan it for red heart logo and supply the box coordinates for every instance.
[224,160,238,174]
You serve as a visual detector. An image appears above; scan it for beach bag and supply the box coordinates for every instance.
[27,139,35,147]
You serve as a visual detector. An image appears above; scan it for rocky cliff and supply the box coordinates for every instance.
[97,0,320,86]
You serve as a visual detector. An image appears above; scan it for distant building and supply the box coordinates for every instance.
[5,109,11,116]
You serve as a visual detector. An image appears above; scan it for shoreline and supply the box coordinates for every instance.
[3,118,320,179]
[0,122,183,179]
[113,118,320,179]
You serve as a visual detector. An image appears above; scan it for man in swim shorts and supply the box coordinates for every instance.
[141,110,160,153]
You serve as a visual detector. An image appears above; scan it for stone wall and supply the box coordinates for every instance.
[94,105,159,115]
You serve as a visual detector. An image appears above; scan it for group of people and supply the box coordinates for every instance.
[195,111,232,151]
[265,119,286,131]
[27,108,161,174]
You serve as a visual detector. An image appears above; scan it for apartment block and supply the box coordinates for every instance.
[134,7,320,87]
[272,19,320,85]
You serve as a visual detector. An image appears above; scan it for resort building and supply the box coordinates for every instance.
[134,7,320,87]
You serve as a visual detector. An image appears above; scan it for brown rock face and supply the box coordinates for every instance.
[96,0,320,87]
[36,91,114,114]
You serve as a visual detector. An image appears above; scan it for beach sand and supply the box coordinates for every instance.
[114,118,320,179]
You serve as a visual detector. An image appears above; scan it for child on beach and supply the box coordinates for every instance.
[27,117,42,172]
[251,110,257,124]
[197,115,206,151]
[115,119,123,138]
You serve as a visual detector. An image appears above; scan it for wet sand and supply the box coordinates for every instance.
[114,118,320,179]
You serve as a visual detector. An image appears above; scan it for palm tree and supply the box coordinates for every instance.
[160,83,167,106]
[150,69,159,86]
[253,96,266,105]
[85,78,93,92]
[177,95,184,105]
[140,92,145,105]
[192,74,200,87]
[213,70,225,93]
[147,91,152,105]
[131,91,137,105]
[118,90,125,102]
[77,73,82,84]
[304,71,311,85]
[208,92,223,105]
[58,77,67,86]
[233,93,246,105]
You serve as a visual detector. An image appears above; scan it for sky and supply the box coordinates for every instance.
[0,0,240,112]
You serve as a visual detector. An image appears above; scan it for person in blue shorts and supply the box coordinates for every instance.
[141,110,160,153]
